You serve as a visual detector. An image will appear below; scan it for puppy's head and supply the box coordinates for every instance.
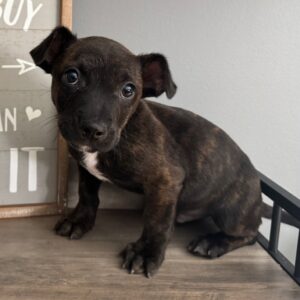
[30,26,177,152]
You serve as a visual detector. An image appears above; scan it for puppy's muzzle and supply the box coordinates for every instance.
[79,122,108,141]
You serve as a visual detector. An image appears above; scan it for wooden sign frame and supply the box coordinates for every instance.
[0,0,72,219]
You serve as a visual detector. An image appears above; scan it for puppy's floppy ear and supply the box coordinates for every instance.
[139,53,177,99]
[30,26,77,73]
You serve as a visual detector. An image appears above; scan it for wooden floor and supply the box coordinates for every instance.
[0,211,299,300]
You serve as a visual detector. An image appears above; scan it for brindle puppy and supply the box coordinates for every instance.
[30,26,263,277]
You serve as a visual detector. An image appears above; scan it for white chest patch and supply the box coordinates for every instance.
[81,151,111,182]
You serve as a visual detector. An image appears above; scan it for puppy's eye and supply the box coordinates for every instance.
[121,83,136,98]
[63,69,79,85]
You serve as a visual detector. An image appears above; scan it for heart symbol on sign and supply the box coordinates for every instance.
[26,106,42,121]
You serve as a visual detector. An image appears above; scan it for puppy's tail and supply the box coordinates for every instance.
[262,202,300,229]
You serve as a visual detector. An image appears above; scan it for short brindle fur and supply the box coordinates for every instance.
[30,27,262,277]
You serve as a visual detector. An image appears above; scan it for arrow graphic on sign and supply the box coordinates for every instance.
[2,59,36,75]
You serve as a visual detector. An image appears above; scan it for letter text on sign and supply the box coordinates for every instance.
[21,147,44,191]
[0,0,43,31]
[9,148,18,193]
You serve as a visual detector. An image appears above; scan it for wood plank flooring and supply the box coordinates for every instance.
[0,210,299,299]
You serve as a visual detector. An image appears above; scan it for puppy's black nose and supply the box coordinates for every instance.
[80,123,107,141]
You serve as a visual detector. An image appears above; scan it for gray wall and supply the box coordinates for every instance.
[73,0,300,262]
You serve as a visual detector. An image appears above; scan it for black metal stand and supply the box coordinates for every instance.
[257,171,300,286]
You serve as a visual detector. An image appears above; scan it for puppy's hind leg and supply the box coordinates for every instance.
[55,164,101,239]
[187,232,256,258]
[188,177,262,258]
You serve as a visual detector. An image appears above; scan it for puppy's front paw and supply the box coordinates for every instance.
[54,207,96,240]
[120,241,164,278]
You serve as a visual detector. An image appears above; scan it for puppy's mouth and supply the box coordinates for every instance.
[69,138,118,153]
[70,135,119,153]
[69,143,96,153]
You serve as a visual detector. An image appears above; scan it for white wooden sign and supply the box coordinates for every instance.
[0,0,60,215]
